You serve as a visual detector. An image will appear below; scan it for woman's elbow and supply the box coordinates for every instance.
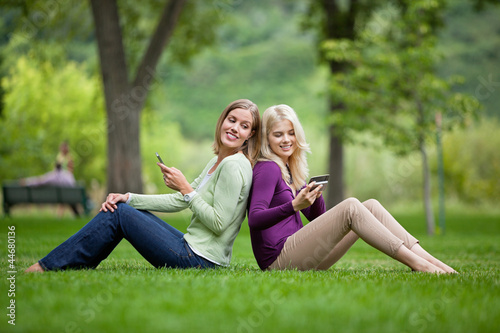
[247,215,264,230]
[247,212,257,228]
[211,221,225,236]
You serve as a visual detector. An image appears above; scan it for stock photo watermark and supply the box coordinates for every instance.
[385,154,421,196]
[109,65,166,131]
[236,290,284,333]
[406,287,456,333]
[13,0,69,42]
[64,280,126,333]
[475,74,500,101]
[6,226,17,326]
[213,0,243,19]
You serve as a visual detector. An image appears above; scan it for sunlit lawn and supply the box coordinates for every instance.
[1,207,499,333]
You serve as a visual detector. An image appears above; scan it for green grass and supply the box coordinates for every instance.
[1,208,499,333]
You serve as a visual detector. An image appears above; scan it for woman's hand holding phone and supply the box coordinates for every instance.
[156,153,193,195]
[291,182,322,212]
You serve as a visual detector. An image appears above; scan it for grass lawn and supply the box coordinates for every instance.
[1,207,499,333]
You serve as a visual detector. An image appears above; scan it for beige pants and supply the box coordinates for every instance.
[268,198,419,271]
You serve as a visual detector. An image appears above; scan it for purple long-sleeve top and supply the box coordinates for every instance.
[248,161,326,270]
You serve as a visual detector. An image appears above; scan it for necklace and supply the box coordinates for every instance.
[286,164,293,185]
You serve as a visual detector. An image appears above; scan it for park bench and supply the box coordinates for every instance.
[2,182,90,217]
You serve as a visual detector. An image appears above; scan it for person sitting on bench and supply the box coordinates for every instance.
[20,141,79,216]
[21,141,76,188]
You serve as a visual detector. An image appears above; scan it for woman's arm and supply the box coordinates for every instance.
[127,157,216,212]
[248,162,296,230]
[128,192,187,212]
[187,159,249,235]
[100,192,186,213]
[126,175,205,212]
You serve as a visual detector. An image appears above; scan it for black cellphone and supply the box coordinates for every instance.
[309,174,329,191]
[155,152,165,165]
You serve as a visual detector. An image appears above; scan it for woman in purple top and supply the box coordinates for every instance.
[248,104,456,273]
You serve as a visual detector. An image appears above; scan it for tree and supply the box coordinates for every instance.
[90,0,186,194]
[322,0,480,234]
[303,0,383,208]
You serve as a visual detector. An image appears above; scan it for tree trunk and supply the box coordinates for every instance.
[89,0,186,194]
[320,0,358,208]
[327,121,344,208]
[436,112,446,234]
[416,97,435,236]
[90,0,139,194]
[420,139,435,235]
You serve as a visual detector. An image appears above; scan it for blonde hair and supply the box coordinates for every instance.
[259,104,310,189]
[212,99,261,166]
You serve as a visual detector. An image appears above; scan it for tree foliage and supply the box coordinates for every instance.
[440,118,500,203]
[322,1,480,154]
[437,0,500,119]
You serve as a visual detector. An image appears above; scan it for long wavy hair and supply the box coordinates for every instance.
[212,99,261,166]
[259,104,310,190]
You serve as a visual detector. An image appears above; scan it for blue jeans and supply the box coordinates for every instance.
[39,203,217,271]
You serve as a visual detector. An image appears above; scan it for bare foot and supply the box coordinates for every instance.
[411,244,458,274]
[25,262,44,273]
[413,260,446,274]
[430,260,458,274]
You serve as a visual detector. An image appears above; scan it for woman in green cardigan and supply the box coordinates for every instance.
[26,99,261,272]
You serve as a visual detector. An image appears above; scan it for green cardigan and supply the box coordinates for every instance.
[128,153,252,266]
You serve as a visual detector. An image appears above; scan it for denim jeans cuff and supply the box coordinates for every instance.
[38,259,50,272]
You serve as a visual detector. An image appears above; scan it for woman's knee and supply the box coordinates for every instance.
[338,197,364,219]
[342,197,362,206]
[104,203,139,224]
[362,198,381,211]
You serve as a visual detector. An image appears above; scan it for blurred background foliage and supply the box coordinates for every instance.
[0,0,498,209]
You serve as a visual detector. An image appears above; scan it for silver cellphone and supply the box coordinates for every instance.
[309,174,329,191]
[155,152,165,164]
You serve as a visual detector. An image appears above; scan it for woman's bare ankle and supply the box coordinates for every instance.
[25,262,44,273]
[395,246,445,274]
